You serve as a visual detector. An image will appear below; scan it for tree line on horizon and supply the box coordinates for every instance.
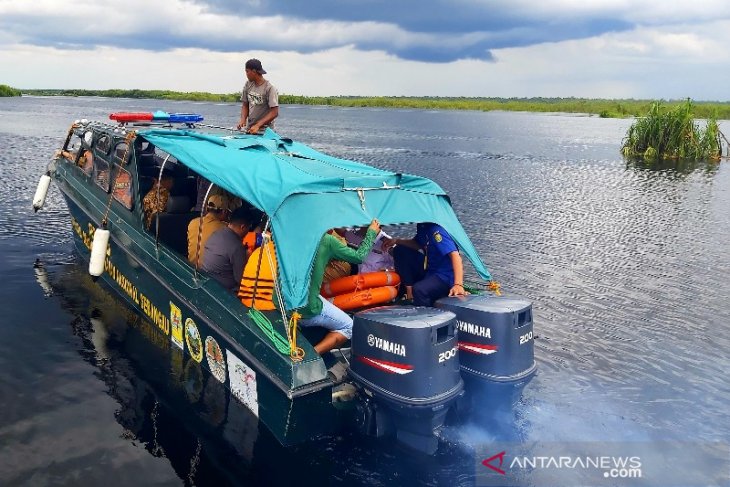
[6,86,730,119]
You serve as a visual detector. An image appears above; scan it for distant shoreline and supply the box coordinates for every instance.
[16,89,730,119]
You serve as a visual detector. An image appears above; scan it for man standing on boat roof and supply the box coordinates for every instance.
[237,58,279,134]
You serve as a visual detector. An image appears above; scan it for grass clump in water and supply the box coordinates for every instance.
[0,84,21,97]
[621,99,727,161]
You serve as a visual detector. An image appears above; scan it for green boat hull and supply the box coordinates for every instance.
[52,155,339,447]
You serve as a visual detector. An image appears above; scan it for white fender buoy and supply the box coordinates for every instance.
[89,228,110,277]
[32,174,51,212]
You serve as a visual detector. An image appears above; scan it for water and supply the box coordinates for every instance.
[1,97,729,486]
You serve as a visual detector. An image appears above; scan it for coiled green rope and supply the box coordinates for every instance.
[248,308,291,355]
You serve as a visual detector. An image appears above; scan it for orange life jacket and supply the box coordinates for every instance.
[242,231,262,258]
[238,241,277,310]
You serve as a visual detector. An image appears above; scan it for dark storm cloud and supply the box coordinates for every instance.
[0,1,634,63]
[185,0,617,34]
[182,0,635,58]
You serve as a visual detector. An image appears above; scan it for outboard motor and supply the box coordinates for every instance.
[436,294,537,395]
[349,306,463,454]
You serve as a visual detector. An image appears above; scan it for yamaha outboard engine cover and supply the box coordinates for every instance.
[436,294,537,387]
[349,306,464,453]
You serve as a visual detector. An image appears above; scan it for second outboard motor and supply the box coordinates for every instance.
[436,294,537,392]
[349,306,463,454]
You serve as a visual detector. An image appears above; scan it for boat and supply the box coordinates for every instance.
[35,112,537,454]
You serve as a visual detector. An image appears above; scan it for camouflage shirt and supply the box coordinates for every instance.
[142,182,170,229]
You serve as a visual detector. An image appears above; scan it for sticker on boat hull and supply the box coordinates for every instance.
[226,350,259,418]
[185,318,203,363]
[170,302,184,351]
[458,342,499,355]
[357,356,414,375]
[205,336,226,383]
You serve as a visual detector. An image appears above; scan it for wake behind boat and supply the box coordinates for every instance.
[34,112,537,454]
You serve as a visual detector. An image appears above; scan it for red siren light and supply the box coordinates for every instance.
[109,112,154,122]
[109,112,204,123]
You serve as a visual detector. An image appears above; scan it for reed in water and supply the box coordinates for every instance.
[621,99,726,161]
[0,84,21,97]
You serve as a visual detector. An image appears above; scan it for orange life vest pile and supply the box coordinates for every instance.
[320,270,401,311]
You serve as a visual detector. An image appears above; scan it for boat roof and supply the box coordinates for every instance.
[138,128,491,310]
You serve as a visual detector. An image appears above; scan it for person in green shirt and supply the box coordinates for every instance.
[300,218,380,354]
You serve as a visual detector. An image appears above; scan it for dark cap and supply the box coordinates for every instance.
[245,208,264,228]
[245,58,266,74]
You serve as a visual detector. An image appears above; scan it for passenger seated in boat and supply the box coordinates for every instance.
[242,231,262,258]
[193,175,243,213]
[299,219,380,355]
[345,227,394,273]
[241,209,266,258]
[187,193,238,265]
[60,148,78,161]
[59,148,93,176]
[202,207,253,292]
[80,150,94,175]
[383,222,467,306]
[322,228,351,283]
[141,168,174,229]
[238,231,277,310]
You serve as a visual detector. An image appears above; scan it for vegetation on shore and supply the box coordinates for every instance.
[24,88,236,103]
[20,88,730,119]
[0,84,22,97]
[621,99,727,161]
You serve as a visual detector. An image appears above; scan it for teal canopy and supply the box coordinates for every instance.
[139,128,491,310]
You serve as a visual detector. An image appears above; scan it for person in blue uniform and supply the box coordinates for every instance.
[383,222,467,306]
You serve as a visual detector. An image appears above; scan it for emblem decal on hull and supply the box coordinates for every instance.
[205,336,226,383]
[226,350,259,417]
[170,302,184,351]
[458,342,498,355]
[358,356,414,375]
[185,318,203,363]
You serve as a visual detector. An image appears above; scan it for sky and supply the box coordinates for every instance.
[1,0,730,100]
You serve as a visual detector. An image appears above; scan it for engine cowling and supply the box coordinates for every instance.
[349,306,464,453]
[436,294,537,385]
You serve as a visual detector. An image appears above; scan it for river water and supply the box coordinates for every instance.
[1,97,729,486]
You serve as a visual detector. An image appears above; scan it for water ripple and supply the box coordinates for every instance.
[1,98,728,485]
